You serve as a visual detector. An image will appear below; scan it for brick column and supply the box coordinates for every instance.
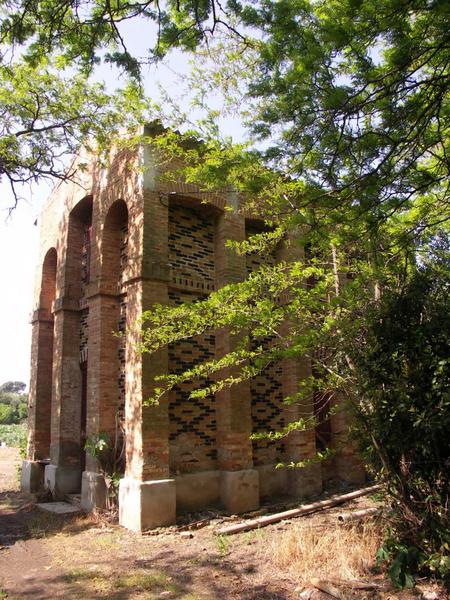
[329,395,366,486]
[282,355,323,497]
[44,297,83,495]
[279,238,323,498]
[21,309,54,493]
[215,210,259,514]
[119,190,175,531]
[80,289,121,510]
[328,271,365,487]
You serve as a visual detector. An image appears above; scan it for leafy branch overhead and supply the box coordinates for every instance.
[0,60,147,204]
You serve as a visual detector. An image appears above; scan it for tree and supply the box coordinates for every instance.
[0,59,148,205]
[0,381,26,394]
[0,380,28,422]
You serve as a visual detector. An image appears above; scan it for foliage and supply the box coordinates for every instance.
[346,260,450,586]
[84,426,124,509]
[0,58,149,205]
[0,423,27,448]
[0,379,27,423]
[0,380,25,394]
[0,403,14,424]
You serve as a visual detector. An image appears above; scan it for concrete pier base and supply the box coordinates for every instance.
[81,471,108,511]
[119,478,176,532]
[288,464,323,498]
[220,469,259,514]
[44,464,81,496]
[21,460,45,493]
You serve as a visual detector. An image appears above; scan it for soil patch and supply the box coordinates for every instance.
[0,449,446,600]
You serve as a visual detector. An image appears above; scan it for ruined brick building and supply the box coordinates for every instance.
[22,131,364,531]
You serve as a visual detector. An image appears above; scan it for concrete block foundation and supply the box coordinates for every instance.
[257,464,289,500]
[44,464,81,497]
[175,470,220,513]
[288,464,323,498]
[220,469,259,514]
[119,478,176,531]
[81,471,108,511]
[21,460,45,493]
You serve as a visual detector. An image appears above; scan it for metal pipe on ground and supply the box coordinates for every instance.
[215,484,381,536]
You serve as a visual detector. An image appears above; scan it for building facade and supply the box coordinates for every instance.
[22,132,364,531]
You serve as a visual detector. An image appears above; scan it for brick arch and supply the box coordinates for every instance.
[101,199,128,290]
[49,195,93,473]
[65,195,93,300]
[40,247,57,313]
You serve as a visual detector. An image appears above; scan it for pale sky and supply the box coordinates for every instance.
[0,18,247,388]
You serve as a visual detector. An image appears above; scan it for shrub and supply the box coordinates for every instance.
[347,264,450,586]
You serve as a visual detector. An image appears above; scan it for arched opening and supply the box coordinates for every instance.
[102,200,128,290]
[32,248,57,460]
[65,196,93,470]
[40,248,57,314]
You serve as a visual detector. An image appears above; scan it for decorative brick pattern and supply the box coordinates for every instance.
[246,225,285,465]
[81,224,92,293]
[250,338,286,466]
[168,289,217,474]
[119,224,128,282]
[79,308,89,364]
[169,202,215,289]
[117,295,127,422]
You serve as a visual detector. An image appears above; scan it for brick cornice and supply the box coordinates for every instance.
[30,308,54,324]
[53,296,79,313]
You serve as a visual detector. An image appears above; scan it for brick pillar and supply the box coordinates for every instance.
[329,395,366,486]
[328,271,365,487]
[81,290,121,510]
[21,309,54,493]
[44,298,83,495]
[119,190,175,531]
[279,238,323,498]
[215,210,259,514]
[282,355,323,497]
[27,309,53,460]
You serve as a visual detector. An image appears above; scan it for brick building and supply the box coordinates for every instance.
[22,129,364,531]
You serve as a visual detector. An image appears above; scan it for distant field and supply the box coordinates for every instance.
[0,423,27,449]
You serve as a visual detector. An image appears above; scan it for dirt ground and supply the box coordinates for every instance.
[0,448,446,600]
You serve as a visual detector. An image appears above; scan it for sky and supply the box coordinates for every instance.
[0,17,247,388]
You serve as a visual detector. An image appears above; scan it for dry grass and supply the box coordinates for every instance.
[269,521,383,586]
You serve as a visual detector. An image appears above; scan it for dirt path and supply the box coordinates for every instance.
[0,449,445,600]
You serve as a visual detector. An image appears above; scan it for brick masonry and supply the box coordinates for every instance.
[25,136,365,520]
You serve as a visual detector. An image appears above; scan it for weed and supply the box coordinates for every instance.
[115,571,175,592]
[63,568,102,583]
[215,534,230,556]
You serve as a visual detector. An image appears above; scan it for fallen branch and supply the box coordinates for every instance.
[214,484,381,536]
[310,578,342,599]
[337,507,380,523]
[322,578,388,591]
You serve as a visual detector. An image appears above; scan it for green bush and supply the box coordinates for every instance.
[348,263,450,586]
[0,424,27,449]
[0,404,15,424]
